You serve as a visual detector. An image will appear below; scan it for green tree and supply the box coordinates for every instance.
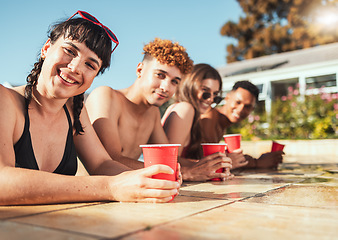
[221,0,338,63]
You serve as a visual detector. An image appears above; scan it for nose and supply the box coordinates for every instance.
[236,104,245,115]
[67,58,81,74]
[205,95,214,104]
[160,79,170,92]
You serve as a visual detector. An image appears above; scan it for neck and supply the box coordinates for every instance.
[30,86,68,116]
[217,106,233,129]
[120,81,152,112]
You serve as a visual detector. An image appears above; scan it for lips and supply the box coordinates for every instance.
[155,91,168,99]
[231,111,241,121]
[233,111,239,118]
[59,71,77,85]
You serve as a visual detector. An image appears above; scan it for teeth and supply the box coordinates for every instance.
[60,72,76,84]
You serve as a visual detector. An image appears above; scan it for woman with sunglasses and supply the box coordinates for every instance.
[0,11,180,205]
[161,64,232,181]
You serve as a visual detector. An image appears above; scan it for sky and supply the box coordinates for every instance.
[1,0,242,92]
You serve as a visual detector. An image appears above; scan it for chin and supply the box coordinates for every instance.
[230,117,240,123]
[200,108,208,114]
[150,99,164,107]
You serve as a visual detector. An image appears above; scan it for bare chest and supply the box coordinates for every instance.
[118,112,155,159]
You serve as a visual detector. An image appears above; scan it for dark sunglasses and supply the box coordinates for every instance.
[202,92,223,105]
[68,10,119,53]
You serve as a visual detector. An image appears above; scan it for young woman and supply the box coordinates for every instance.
[0,11,180,205]
[161,64,232,181]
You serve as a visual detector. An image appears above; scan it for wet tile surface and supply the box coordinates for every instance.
[12,195,231,239]
[0,220,97,240]
[1,161,337,240]
[122,202,338,240]
[0,203,94,220]
[180,176,295,200]
[244,185,338,208]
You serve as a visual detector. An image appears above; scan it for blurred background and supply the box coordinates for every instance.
[1,0,337,141]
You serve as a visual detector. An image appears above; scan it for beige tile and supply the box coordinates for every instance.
[245,185,338,208]
[295,171,338,187]
[12,195,231,239]
[180,176,294,200]
[0,220,97,240]
[122,201,338,240]
[0,203,95,220]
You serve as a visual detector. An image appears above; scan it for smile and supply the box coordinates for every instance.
[60,71,76,84]
[155,91,168,99]
[232,111,240,119]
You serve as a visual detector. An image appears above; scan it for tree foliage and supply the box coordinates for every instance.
[221,0,338,63]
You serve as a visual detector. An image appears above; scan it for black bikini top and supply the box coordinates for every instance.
[14,103,77,175]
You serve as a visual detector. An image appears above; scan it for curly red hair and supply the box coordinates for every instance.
[143,38,193,74]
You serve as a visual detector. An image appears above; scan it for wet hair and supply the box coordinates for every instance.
[232,81,259,101]
[142,38,193,74]
[175,63,222,159]
[25,17,113,135]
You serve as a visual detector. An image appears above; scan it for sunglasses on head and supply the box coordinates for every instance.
[202,92,223,105]
[68,10,119,53]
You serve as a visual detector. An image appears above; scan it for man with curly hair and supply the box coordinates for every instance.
[86,38,194,170]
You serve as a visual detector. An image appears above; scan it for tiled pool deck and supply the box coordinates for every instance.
[1,157,337,239]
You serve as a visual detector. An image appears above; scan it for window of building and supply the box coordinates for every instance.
[305,74,336,89]
[271,78,299,100]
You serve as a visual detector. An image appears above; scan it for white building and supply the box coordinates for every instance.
[217,42,338,113]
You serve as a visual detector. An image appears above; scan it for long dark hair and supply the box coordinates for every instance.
[175,63,222,159]
[25,18,112,135]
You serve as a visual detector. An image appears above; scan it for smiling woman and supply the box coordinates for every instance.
[26,15,113,135]
[162,63,223,159]
[0,11,181,205]
[161,63,233,182]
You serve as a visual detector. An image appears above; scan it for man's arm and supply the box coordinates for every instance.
[85,86,143,170]
[179,153,233,182]
[148,108,170,144]
[243,151,284,169]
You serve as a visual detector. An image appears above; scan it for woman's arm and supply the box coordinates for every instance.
[161,102,195,155]
[0,86,179,205]
[0,86,111,205]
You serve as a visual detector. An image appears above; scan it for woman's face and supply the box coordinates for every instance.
[38,36,102,99]
[196,78,221,114]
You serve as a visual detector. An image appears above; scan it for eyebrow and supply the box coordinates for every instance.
[65,42,101,68]
[201,85,220,92]
[156,69,181,82]
[236,96,255,107]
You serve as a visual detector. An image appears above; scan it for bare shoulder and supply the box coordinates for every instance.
[162,102,195,128]
[171,101,195,117]
[0,85,25,110]
[86,86,125,117]
[0,85,25,139]
[86,86,115,104]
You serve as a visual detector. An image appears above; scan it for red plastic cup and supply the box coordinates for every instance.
[201,143,227,181]
[271,141,285,152]
[140,144,180,181]
[223,134,241,153]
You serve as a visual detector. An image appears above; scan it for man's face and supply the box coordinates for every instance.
[137,59,182,107]
[222,87,256,123]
